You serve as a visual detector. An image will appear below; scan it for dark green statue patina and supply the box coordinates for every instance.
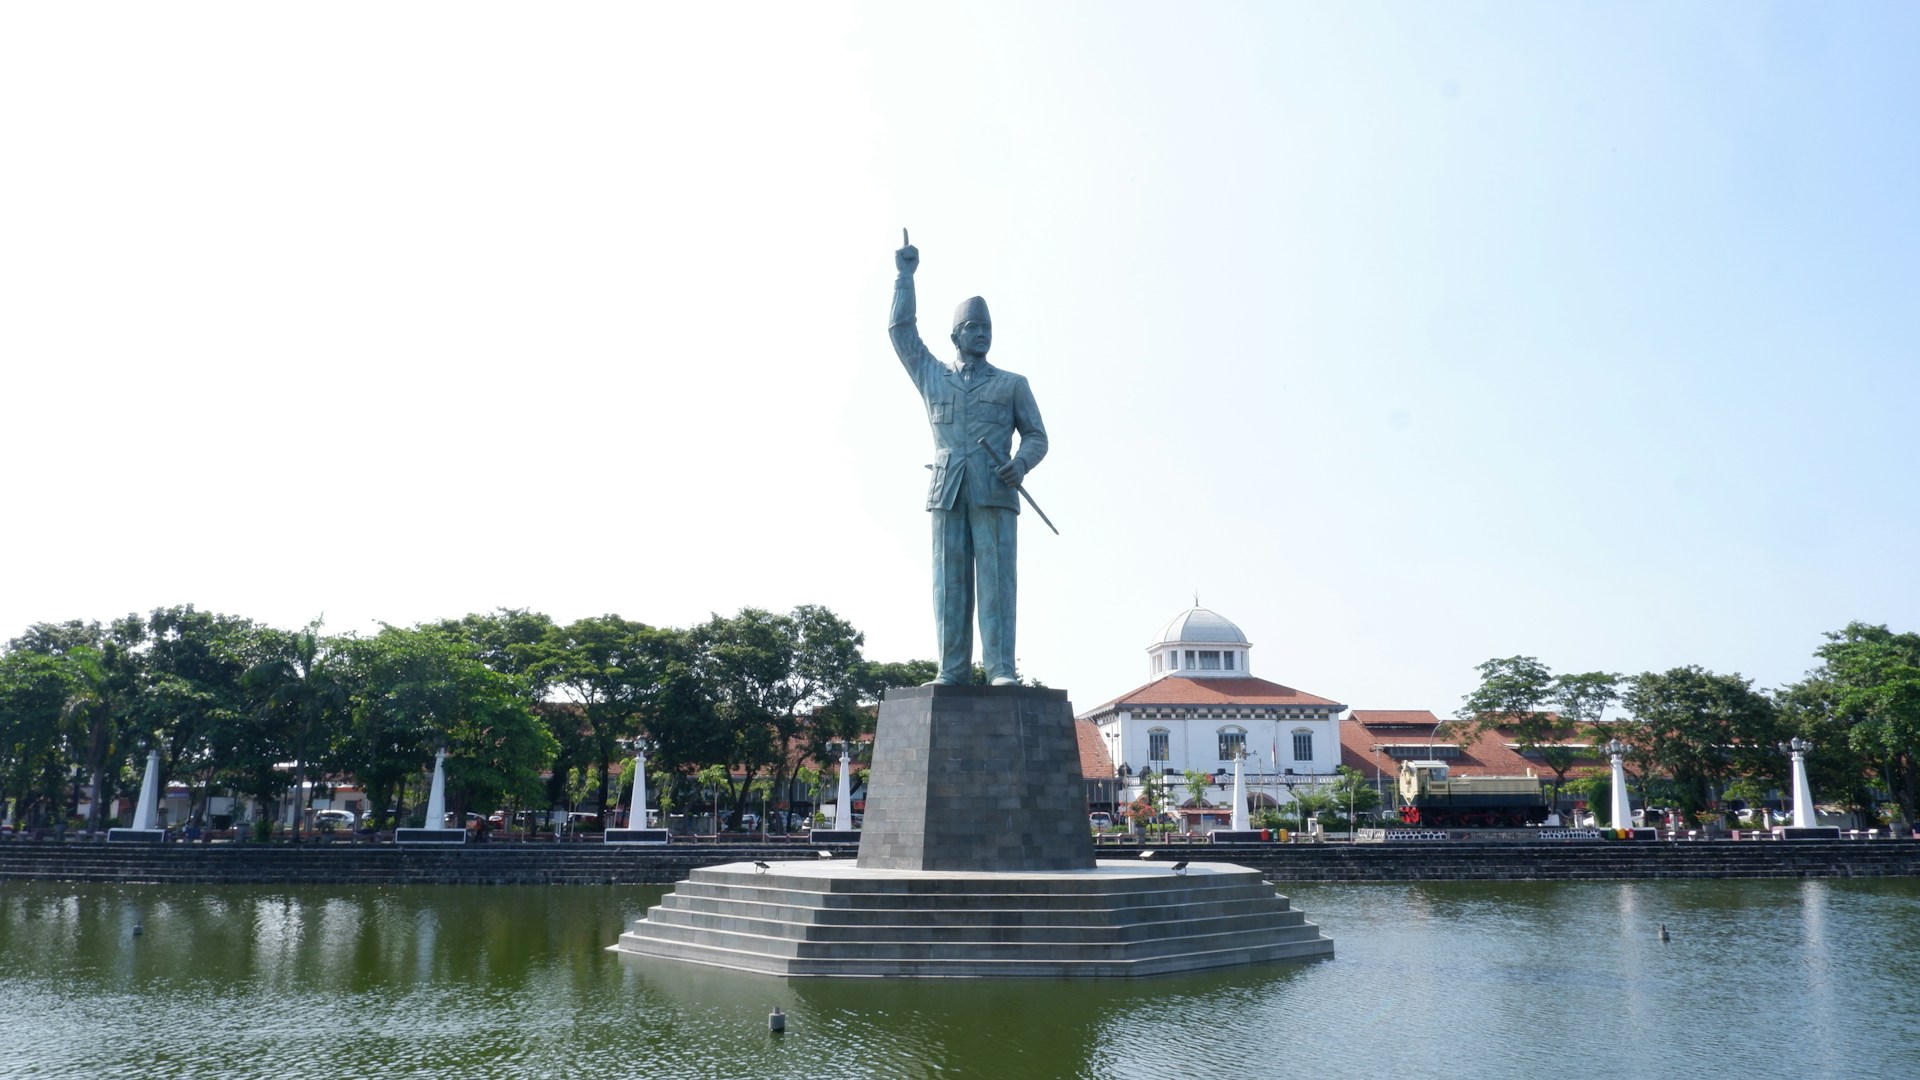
[889,231,1049,686]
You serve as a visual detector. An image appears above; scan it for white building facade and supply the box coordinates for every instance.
[1078,607,1347,814]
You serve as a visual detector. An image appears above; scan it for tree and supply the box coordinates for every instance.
[1181,769,1214,832]
[428,608,560,702]
[338,625,550,828]
[687,606,867,831]
[1327,764,1382,824]
[544,615,676,816]
[0,649,75,829]
[241,623,348,840]
[1621,666,1779,815]
[1290,785,1335,833]
[141,606,264,828]
[1457,657,1578,802]
[58,617,147,831]
[1805,622,1920,828]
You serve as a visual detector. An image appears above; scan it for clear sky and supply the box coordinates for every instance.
[4,3,1916,718]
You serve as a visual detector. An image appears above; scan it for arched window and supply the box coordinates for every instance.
[1292,728,1314,763]
[1148,728,1170,763]
[1217,726,1247,761]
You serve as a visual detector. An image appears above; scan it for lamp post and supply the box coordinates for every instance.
[1778,737,1817,829]
[830,741,855,830]
[1606,739,1632,831]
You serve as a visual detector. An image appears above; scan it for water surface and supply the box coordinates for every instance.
[1,878,1911,1079]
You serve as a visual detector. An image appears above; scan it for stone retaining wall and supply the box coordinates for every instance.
[1,838,1914,886]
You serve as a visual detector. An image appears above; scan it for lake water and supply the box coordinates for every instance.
[1,877,1913,1079]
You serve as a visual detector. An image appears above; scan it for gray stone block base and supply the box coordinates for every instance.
[808,830,860,844]
[394,828,466,846]
[610,859,1334,977]
[604,829,671,846]
[1773,825,1844,840]
[858,684,1093,872]
[105,828,165,844]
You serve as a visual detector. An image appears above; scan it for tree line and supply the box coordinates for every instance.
[1452,621,1920,829]
[0,604,937,836]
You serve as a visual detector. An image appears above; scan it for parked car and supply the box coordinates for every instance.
[314,809,356,829]
[1088,812,1113,830]
[563,812,603,834]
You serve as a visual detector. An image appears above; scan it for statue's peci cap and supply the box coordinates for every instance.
[951,296,991,331]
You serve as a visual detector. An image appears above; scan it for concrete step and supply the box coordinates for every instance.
[641,904,1310,946]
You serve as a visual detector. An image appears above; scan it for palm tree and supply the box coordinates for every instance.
[60,645,133,833]
[243,625,346,842]
[1290,787,1336,834]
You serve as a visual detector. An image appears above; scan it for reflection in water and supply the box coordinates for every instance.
[0,879,1916,1079]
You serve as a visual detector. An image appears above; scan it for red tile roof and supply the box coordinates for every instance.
[1081,676,1343,717]
[1341,710,1575,783]
[1075,719,1114,778]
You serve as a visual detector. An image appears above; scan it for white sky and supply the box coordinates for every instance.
[4,2,1917,718]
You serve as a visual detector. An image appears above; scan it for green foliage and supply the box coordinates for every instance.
[337,625,553,826]
[1621,666,1779,814]
[1182,769,1213,808]
[1458,657,1620,801]
[1289,786,1334,832]
[0,649,76,828]
[1328,764,1382,817]
[1802,622,1920,827]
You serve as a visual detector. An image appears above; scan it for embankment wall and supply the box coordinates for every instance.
[1,838,1914,886]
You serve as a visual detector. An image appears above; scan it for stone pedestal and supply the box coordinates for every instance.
[857,685,1093,873]
[613,683,1333,977]
[1209,830,1266,843]
[604,828,671,845]
[394,828,466,845]
[1772,825,1843,840]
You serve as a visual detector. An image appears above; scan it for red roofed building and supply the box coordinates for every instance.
[1340,709,1603,817]
[1076,607,1347,815]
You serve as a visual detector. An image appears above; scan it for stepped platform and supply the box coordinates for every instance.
[610,858,1332,977]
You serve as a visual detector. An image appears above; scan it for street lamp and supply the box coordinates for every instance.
[1605,739,1632,831]
[1777,737,1816,829]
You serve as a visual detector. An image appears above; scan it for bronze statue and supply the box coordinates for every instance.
[889,230,1049,685]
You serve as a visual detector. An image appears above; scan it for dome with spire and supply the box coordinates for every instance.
[1152,607,1249,646]
[1147,606,1253,679]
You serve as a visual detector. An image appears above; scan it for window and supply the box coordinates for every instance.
[1292,729,1314,762]
[1218,728,1246,761]
[1153,654,1163,673]
[1185,650,1196,668]
[1223,652,1235,670]
[1197,651,1221,670]
[1169,652,1179,670]
[1148,729,1170,762]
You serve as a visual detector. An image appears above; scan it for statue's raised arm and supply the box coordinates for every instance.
[889,230,934,379]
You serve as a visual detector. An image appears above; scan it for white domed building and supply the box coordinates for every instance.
[1077,606,1347,821]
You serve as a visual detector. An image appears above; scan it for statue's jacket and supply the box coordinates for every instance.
[889,280,1049,513]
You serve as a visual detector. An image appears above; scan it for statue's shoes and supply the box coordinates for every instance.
[989,676,1019,687]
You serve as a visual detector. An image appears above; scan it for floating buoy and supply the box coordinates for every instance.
[1659,923,1670,942]
[768,1006,785,1033]
[132,922,143,937]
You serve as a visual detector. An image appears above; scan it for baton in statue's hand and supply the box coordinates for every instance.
[976,437,1060,536]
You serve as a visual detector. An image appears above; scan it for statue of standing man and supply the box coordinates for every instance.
[890,232,1049,686]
